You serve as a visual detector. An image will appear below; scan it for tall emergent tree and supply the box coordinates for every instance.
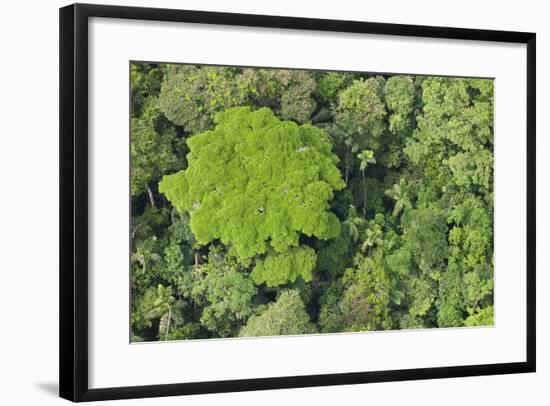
[159,106,345,287]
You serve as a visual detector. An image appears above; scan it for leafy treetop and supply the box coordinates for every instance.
[160,107,345,283]
[239,290,316,337]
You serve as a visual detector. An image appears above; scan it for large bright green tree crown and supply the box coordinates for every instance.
[159,106,345,284]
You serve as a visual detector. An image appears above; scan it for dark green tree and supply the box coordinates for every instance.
[158,65,249,133]
[131,98,178,207]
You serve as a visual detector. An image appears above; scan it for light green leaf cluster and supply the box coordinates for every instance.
[385,178,412,217]
[336,78,387,150]
[192,263,257,337]
[131,284,174,331]
[239,290,316,337]
[315,71,355,105]
[339,254,393,332]
[357,149,376,173]
[384,76,415,135]
[438,195,494,327]
[464,305,494,327]
[406,77,494,194]
[405,276,436,318]
[251,246,316,287]
[160,107,345,283]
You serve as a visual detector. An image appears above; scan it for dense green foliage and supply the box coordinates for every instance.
[130,63,494,341]
[239,290,316,337]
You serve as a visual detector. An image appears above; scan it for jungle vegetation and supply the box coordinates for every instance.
[130,63,494,342]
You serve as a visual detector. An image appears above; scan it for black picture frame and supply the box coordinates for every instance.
[59,3,536,402]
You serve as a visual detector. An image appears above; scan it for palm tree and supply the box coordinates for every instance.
[131,236,161,275]
[343,205,366,242]
[385,178,412,217]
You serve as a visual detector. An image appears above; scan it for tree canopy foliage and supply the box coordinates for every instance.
[130,63,494,342]
[159,107,344,258]
[240,290,316,337]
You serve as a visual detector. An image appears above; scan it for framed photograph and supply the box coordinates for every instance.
[59,3,536,402]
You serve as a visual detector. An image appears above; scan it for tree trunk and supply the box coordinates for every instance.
[362,170,367,216]
[145,184,156,208]
[164,306,172,341]
[345,150,350,185]
[194,253,200,273]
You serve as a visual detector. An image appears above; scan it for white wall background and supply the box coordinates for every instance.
[0,0,546,404]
